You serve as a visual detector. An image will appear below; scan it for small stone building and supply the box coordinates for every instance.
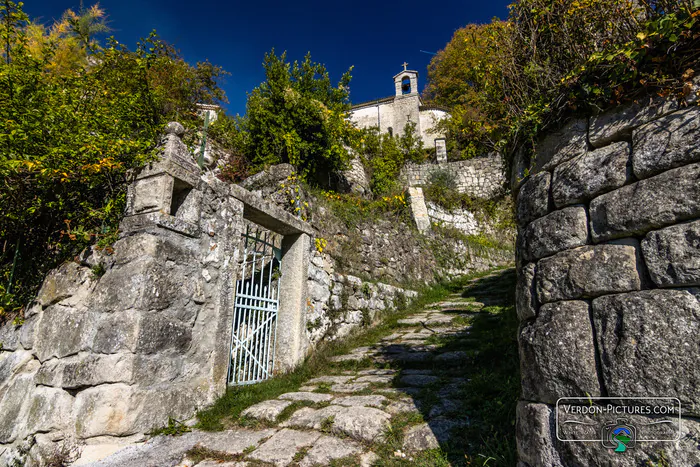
[349,64,449,149]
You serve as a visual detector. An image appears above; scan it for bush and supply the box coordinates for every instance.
[424,0,699,165]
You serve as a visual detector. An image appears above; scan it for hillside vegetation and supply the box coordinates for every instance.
[2,0,698,320]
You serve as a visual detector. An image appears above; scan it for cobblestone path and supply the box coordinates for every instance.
[83,270,515,467]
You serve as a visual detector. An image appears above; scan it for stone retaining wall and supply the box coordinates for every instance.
[400,153,504,199]
[514,99,700,466]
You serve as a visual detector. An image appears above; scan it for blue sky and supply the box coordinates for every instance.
[24,0,511,115]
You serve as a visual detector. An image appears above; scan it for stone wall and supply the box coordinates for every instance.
[400,153,505,199]
[304,250,417,349]
[514,99,700,466]
[0,124,317,465]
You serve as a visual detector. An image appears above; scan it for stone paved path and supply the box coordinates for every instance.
[81,272,508,467]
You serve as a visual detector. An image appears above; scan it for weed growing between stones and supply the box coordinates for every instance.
[148,417,191,436]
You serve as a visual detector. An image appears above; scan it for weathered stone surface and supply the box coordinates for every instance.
[385,399,421,415]
[72,384,141,438]
[248,428,321,466]
[633,106,700,179]
[521,206,589,261]
[87,429,275,467]
[0,349,34,391]
[551,142,631,208]
[35,353,134,389]
[283,405,390,443]
[36,261,93,308]
[278,392,333,403]
[306,375,354,385]
[516,263,537,321]
[592,289,700,415]
[434,351,467,363]
[519,301,601,404]
[33,305,87,362]
[399,374,439,387]
[330,382,369,393]
[91,312,140,354]
[534,119,588,172]
[0,367,36,443]
[428,399,463,418]
[402,418,466,453]
[298,435,362,467]
[515,402,564,467]
[0,321,21,352]
[333,395,387,408]
[135,313,192,355]
[353,374,394,384]
[556,412,700,467]
[641,220,700,287]
[536,245,641,304]
[516,172,551,225]
[589,163,700,241]
[241,399,294,422]
[23,387,74,436]
[589,96,677,148]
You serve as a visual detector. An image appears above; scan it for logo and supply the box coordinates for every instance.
[601,419,636,453]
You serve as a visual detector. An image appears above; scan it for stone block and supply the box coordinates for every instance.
[521,206,589,261]
[0,321,21,352]
[633,106,700,179]
[536,245,641,304]
[135,313,192,355]
[516,263,537,321]
[33,305,87,362]
[91,311,140,354]
[248,428,321,466]
[592,289,700,415]
[516,402,563,467]
[36,261,92,308]
[19,315,38,350]
[0,369,36,443]
[551,142,632,208]
[23,386,74,437]
[0,349,34,392]
[641,220,700,287]
[589,96,677,148]
[589,163,700,241]
[516,172,551,226]
[534,119,588,172]
[519,301,601,403]
[132,354,183,386]
[73,384,141,438]
[35,353,134,389]
[131,174,173,214]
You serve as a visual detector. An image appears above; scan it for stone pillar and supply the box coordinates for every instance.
[407,187,431,233]
[514,103,700,466]
[275,232,311,372]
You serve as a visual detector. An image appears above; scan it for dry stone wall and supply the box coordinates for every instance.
[515,100,700,466]
[401,153,505,199]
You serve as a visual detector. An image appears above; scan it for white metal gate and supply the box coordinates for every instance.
[227,226,282,385]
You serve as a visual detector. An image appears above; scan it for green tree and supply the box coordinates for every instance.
[0,2,228,318]
[358,122,424,195]
[241,50,356,185]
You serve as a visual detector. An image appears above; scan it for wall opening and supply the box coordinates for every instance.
[170,179,193,217]
[388,127,394,138]
[401,76,411,94]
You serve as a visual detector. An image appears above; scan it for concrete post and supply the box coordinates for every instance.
[274,232,311,372]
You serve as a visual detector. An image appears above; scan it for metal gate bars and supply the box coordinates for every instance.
[227,226,282,385]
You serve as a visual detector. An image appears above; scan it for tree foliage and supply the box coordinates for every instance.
[237,50,357,186]
[424,0,699,162]
[356,121,425,195]
[0,1,227,317]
